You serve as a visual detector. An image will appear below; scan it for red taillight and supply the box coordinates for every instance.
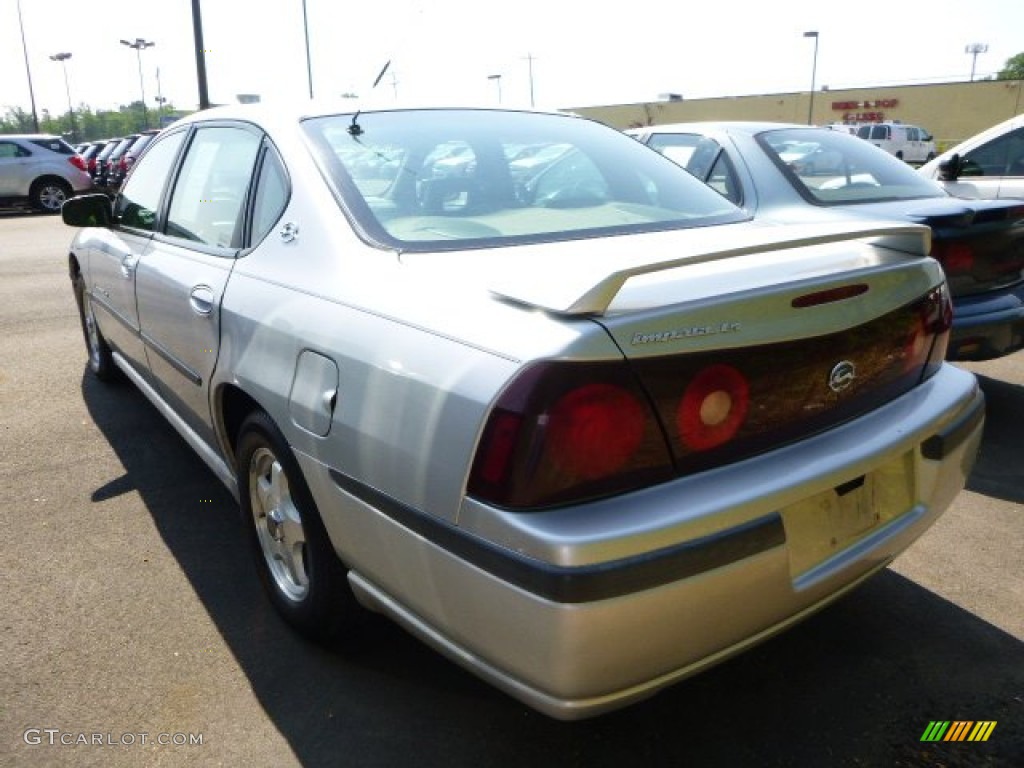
[475,411,521,485]
[932,241,974,276]
[676,364,750,451]
[468,362,672,509]
[547,383,646,480]
[922,284,952,375]
[70,155,87,172]
[905,283,952,378]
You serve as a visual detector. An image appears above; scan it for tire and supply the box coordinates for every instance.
[72,271,117,381]
[30,177,72,213]
[237,410,357,641]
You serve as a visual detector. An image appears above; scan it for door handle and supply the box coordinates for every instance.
[189,285,215,316]
[120,254,138,278]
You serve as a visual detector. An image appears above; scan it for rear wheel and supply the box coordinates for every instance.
[72,271,116,381]
[237,410,357,641]
[30,177,72,213]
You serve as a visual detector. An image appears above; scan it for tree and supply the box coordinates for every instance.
[997,52,1024,80]
[1,101,180,141]
[0,106,38,133]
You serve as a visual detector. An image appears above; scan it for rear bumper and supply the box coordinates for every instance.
[949,280,1024,360]
[301,364,983,719]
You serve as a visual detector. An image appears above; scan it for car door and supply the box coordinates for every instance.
[86,130,188,374]
[905,127,922,163]
[134,123,262,447]
[0,140,32,196]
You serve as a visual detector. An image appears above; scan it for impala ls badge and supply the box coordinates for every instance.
[829,361,856,393]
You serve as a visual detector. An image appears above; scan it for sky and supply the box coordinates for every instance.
[2,0,1023,120]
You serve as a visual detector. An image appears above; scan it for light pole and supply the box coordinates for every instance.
[16,0,40,132]
[120,38,155,128]
[965,43,988,82]
[301,0,313,98]
[488,74,502,104]
[190,0,211,110]
[49,52,75,141]
[804,31,819,125]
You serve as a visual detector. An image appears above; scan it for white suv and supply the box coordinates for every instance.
[0,134,93,212]
[856,122,936,164]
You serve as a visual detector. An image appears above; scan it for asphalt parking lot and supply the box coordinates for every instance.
[1,211,1021,767]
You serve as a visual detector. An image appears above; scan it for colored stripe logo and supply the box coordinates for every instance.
[920,721,997,742]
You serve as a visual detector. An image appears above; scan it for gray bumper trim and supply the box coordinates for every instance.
[329,469,785,604]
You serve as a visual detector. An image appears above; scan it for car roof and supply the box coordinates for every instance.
[1,134,67,141]
[165,99,572,133]
[631,121,808,136]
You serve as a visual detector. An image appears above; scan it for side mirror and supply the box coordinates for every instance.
[937,153,962,182]
[62,193,113,228]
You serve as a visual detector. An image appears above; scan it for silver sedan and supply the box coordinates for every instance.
[63,104,983,719]
[630,121,1024,361]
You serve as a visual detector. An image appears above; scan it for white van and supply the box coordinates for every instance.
[856,122,936,164]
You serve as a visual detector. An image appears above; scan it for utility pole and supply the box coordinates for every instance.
[524,53,536,107]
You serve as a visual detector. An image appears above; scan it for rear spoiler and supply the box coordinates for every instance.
[489,221,931,316]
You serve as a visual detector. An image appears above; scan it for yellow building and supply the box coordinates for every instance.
[572,79,1024,151]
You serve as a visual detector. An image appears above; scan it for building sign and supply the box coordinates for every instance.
[831,98,899,123]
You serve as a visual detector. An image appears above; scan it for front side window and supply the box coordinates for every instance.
[961,127,1024,177]
[165,126,261,248]
[758,128,943,205]
[115,130,186,231]
[302,109,744,251]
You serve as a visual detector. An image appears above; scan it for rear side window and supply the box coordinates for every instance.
[645,133,741,204]
[250,145,290,244]
[115,130,187,231]
[29,138,75,155]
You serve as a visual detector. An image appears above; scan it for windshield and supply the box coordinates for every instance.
[302,109,745,251]
[757,128,945,205]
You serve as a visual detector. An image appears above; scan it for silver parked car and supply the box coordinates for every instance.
[63,104,983,719]
[0,134,93,212]
[919,114,1024,200]
[630,121,1024,361]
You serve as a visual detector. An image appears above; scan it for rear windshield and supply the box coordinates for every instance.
[302,109,746,251]
[757,127,945,205]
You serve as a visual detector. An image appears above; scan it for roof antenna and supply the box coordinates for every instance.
[349,60,392,136]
